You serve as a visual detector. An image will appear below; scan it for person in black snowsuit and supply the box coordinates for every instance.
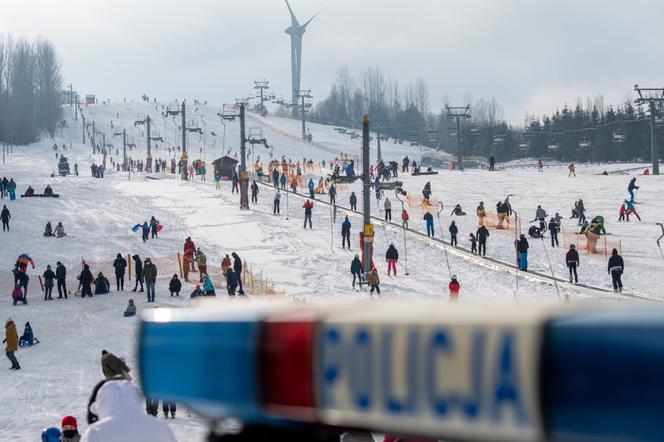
[272,168,279,187]
[78,264,94,298]
[422,182,432,200]
[349,192,357,211]
[169,274,182,296]
[55,262,67,298]
[350,255,362,288]
[1,205,9,231]
[548,218,559,247]
[132,255,144,292]
[226,268,238,295]
[232,252,244,295]
[489,155,495,171]
[251,181,259,203]
[42,265,55,300]
[607,248,624,292]
[113,253,127,291]
[449,221,458,246]
[341,216,351,250]
[476,225,490,256]
[566,244,579,283]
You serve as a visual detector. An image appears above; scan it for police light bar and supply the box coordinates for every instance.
[139,303,664,442]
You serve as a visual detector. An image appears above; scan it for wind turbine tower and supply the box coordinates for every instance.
[284,0,319,116]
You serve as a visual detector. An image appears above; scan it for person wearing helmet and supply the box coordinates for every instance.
[566,244,580,283]
[449,275,460,301]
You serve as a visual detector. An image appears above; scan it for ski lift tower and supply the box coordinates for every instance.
[134,113,154,172]
[254,80,270,114]
[220,100,252,209]
[634,84,664,175]
[165,101,189,180]
[446,105,471,171]
[297,89,313,139]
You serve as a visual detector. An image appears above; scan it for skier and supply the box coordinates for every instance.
[350,255,362,288]
[273,190,281,215]
[402,156,410,173]
[548,217,559,247]
[113,253,127,291]
[566,244,579,283]
[60,415,81,442]
[81,379,176,441]
[124,299,137,317]
[368,267,380,295]
[232,252,245,295]
[169,274,182,296]
[143,258,157,302]
[422,182,432,200]
[624,199,641,222]
[101,349,131,379]
[43,265,55,300]
[149,216,160,239]
[476,225,490,256]
[308,178,315,199]
[303,199,313,229]
[384,197,392,221]
[516,234,529,271]
[329,183,337,205]
[424,212,434,237]
[4,317,19,369]
[386,243,398,276]
[536,158,543,172]
[349,192,357,211]
[56,262,67,298]
[132,255,144,292]
[476,202,486,226]
[341,216,351,250]
[402,209,409,228]
[78,264,93,298]
[448,275,460,301]
[449,221,458,246]
[1,205,9,231]
[251,180,259,203]
[469,233,477,254]
[618,202,626,222]
[568,163,576,177]
[627,177,639,201]
[290,177,298,193]
[608,248,624,293]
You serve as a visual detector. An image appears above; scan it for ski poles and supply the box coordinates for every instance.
[436,202,452,279]
[394,189,409,276]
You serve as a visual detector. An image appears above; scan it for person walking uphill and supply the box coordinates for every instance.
[4,317,19,370]
[113,254,127,291]
[350,255,362,288]
[566,244,579,283]
[143,258,157,302]
[232,252,245,295]
[341,216,351,249]
[386,243,399,276]
[424,212,435,237]
[303,199,314,229]
[1,205,9,231]
[132,255,144,292]
[608,248,624,293]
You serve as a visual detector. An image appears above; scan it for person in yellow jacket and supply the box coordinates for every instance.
[4,317,19,370]
[196,249,207,282]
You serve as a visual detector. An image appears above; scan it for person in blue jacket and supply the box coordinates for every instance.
[226,268,238,296]
[202,274,216,296]
[424,212,435,237]
[141,222,149,242]
[341,216,351,250]
[280,173,287,189]
[350,254,362,288]
[308,178,315,199]
[627,177,639,201]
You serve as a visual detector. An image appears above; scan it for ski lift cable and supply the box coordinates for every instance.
[540,236,562,301]
[436,202,453,279]
[656,223,664,261]
[394,189,409,276]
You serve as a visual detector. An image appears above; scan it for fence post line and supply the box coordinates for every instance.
[177,252,183,279]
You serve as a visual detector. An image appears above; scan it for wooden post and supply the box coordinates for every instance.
[177,252,183,278]
[38,275,44,292]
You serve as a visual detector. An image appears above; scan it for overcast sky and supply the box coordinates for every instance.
[2,0,663,125]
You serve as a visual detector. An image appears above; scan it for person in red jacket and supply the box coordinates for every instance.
[566,244,580,283]
[618,203,626,222]
[183,237,196,271]
[401,209,409,228]
[448,275,460,301]
[303,200,313,229]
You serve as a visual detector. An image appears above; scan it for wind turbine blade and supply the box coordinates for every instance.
[285,0,300,26]
[302,7,325,28]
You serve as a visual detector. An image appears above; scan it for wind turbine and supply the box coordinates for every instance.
[284,0,321,116]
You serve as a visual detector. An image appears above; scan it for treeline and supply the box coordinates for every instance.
[0,35,64,145]
[312,66,663,163]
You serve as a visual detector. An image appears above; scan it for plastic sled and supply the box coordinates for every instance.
[19,337,39,347]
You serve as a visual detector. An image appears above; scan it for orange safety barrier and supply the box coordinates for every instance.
[405,194,439,213]
[478,210,521,234]
[562,229,622,258]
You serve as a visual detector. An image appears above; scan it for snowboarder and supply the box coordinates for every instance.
[19,321,35,347]
[608,248,624,293]
[424,212,434,237]
[548,217,559,247]
[368,268,380,295]
[101,349,131,379]
[43,265,55,300]
[143,258,157,302]
[449,275,460,301]
[303,199,313,229]
[516,234,529,271]
[349,192,357,211]
[78,264,93,298]
[469,233,477,254]
[273,190,281,215]
[386,243,399,276]
[449,221,458,246]
[44,221,53,237]
[566,244,579,283]
[132,255,144,292]
[476,225,490,256]
[350,255,362,288]
[341,216,351,249]
[628,177,639,201]
[124,300,137,317]
[56,262,67,298]
[169,274,182,296]
[4,317,19,369]
[1,205,9,231]
[113,254,127,291]
[384,197,392,221]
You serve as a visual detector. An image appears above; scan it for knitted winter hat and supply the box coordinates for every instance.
[61,415,77,430]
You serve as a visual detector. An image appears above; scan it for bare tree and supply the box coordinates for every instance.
[414,77,430,116]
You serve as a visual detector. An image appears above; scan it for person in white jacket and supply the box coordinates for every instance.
[81,379,176,442]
